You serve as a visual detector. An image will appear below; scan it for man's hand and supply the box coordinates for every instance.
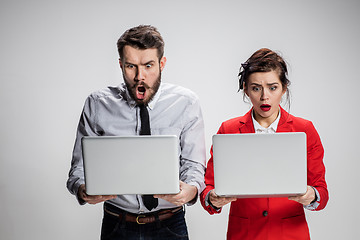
[288,186,316,206]
[154,181,197,206]
[209,189,237,209]
[78,184,117,205]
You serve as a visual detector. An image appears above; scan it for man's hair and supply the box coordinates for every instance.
[117,25,165,60]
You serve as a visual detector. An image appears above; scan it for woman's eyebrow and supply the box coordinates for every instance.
[266,82,280,86]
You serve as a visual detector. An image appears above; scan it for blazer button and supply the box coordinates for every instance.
[262,211,268,217]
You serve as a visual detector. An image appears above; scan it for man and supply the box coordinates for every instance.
[67,25,206,239]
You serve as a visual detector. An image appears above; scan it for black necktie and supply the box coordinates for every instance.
[139,104,158,210]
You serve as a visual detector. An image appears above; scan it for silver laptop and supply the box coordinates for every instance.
[82,135,180,195]
[212,132,307,198]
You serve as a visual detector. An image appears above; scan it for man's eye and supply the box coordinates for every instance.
[146,64,152,68]
[127,64,135,69]
[253,87,260,92]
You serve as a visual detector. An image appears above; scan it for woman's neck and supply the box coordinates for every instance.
[253,107,280,128]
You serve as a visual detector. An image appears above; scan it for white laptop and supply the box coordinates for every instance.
[82,135,180,195]
[212,132,307,198]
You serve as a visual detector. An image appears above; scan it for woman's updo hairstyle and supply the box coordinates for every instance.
[238,48,291,97]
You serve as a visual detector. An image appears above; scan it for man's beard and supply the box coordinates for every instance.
[124,71,161,105]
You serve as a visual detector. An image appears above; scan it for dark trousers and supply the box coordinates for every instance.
[101,203,189,240]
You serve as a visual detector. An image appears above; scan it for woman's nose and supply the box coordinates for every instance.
[261,89,269,100]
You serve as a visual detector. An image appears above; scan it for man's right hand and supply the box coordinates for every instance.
[78,184,117,205]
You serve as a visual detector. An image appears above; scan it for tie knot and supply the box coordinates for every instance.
[138,104,146,109]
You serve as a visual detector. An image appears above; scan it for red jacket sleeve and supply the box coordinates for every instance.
[305,121,329,210]
[200,124,225,214]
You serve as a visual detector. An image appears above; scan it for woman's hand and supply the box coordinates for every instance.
[209,189,237,209]
[288,186,316,206]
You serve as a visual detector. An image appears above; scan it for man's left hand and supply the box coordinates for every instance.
[154,181,197,206]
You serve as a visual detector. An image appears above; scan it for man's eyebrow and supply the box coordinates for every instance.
[124,60,155,65]
[143,60,155,65]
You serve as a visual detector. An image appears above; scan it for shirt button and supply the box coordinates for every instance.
[262,211,268,217]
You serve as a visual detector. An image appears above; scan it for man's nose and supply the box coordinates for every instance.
[135,67,146,81]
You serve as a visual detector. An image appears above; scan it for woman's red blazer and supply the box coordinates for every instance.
[200,107,328,240]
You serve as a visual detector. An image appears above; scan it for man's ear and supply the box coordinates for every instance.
[160,56,167,72]
[119,58,123,69]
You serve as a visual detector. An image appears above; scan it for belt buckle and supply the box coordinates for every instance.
[136,215,146,224]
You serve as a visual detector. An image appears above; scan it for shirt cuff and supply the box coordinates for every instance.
[185,182,201,206]
[304,186,320,210]
[205,191,221,212]
[73,181,86,205]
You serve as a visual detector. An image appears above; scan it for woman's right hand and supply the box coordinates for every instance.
[209,189,237,209]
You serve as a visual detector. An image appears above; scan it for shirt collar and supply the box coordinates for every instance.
[123,83,162,110]
[251,107,281,134]
[147,83,162,110]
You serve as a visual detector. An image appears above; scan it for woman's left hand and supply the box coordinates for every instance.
[288,186,316,206]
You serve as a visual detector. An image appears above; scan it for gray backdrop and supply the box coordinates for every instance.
[1,0,359,239]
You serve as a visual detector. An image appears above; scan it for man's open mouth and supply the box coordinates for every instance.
[136,86,146,100]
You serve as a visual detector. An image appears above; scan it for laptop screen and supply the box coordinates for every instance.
[82,135,180,195]
[212,132,307,198]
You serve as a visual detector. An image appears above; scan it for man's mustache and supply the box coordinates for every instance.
[132,81,150,89]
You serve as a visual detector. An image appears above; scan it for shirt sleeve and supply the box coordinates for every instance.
[178,96,206,206]
[66,95,99,204]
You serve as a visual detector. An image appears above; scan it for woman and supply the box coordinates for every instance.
[200,48,328,240]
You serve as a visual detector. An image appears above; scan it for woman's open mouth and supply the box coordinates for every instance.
[260,104,271,112]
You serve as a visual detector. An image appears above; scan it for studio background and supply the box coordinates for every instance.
[1,0,359,239]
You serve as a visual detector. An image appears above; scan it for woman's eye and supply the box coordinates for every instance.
[270,86,277,91]
[252,87,260,92]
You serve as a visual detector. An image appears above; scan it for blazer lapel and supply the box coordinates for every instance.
[276,106,293,132]
[238,106,293,133]
[239,108,255,134]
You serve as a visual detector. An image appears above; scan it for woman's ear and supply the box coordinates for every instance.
[243,85,248,97]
